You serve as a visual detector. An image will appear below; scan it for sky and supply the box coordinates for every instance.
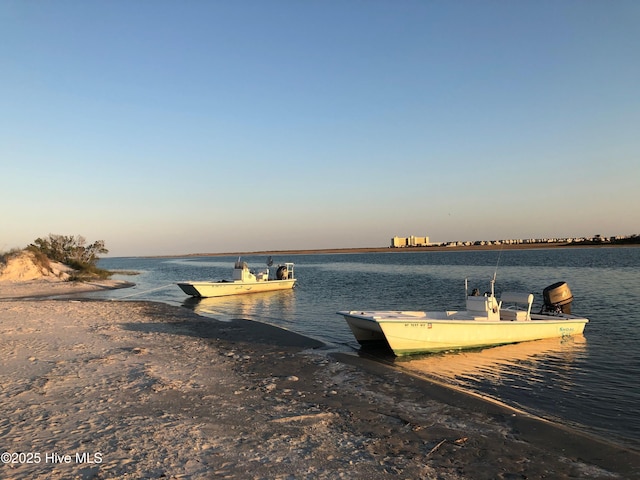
[1,1,639,257]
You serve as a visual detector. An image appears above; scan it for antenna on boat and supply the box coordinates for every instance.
[493,247,502,279]
[491,246,504,297]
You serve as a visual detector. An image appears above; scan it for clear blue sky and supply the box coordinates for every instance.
[2,1,638,256]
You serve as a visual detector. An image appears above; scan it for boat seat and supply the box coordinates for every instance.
[466,295,501,321]
[501,309,529,321]
[500,291,534,321]
[467,296,498,312]
[501,292,534,304]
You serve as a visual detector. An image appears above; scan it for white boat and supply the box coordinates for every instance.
[338,279,589,356]
[178,257,296,298]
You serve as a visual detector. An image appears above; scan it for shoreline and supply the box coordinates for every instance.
[136,241,639,259]
[1,282,639,478]
[337,351,640,469]
[0,278,134,300]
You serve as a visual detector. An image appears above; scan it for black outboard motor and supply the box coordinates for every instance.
[542,281,573,314]
[276,265,289,280]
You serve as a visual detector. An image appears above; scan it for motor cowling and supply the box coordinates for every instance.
[276,265,289,280]
[542,281,573,314]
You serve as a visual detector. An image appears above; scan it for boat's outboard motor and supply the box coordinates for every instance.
[542,281,573,314]
[276,265,289,280]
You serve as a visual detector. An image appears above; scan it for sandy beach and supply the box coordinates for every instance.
[1,281,639,479]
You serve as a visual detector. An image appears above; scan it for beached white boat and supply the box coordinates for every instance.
[338,279,589,356]
[178,258,296,298]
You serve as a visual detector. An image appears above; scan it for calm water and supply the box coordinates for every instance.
[90,247,640,450]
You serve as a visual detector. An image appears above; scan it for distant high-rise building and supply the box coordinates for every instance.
[391,235,429,248]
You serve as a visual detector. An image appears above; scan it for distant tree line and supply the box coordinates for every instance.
[610,234,639,245]
[569,234,640,246]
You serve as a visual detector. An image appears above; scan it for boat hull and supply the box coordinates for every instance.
[178,279,296,298]
[339,310,588,356]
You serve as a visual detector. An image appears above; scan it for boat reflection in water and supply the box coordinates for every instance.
[393,335,587,400]
[182,289,296,324]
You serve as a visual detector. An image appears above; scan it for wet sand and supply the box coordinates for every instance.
[1,282,639,479]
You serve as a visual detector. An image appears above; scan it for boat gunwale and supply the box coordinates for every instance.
[338,310,589,325]
[179,278,297,287]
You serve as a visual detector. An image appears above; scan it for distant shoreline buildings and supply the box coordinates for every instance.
[391,234,639,248]
[391,235,430,248]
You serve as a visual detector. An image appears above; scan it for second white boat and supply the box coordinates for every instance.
[178,257,296,298]
[338,279,589,356]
